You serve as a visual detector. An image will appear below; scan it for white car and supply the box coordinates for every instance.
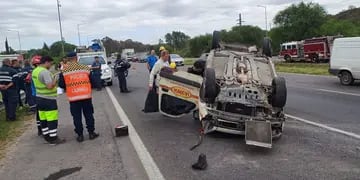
[170,54,184,66]
[329,37,360,85]
[77,53,113,86]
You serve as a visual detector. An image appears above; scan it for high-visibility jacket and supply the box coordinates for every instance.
[63,62,92,102]
[32,66,57,97]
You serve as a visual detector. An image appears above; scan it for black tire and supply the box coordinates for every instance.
[211,31,221,49]
[284,55,291,62]
[311,54,319,63]
[271,77,287,108]
[340,71,354,86]
[107,80,113,86]
[201,68,217,103]
[263,37,272,57]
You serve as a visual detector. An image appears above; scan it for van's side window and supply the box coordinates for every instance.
[287,45,291,50]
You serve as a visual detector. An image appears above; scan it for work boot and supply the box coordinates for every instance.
[192,153,208,170]
[49,138,66,145]
[37,127,42,136]
[89,132,99,140]
[76,135,84,143]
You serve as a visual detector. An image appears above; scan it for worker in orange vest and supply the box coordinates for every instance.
[58,52,99,142]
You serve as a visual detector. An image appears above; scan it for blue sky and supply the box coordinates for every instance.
[0,0,358,51]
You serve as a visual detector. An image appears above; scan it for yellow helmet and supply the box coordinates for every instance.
[170,62,177,69]
[159,46,166,51]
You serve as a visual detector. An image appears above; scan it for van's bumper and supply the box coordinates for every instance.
[329,68,340,76]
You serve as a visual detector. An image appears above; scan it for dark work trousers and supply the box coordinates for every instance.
[1,88,19,121]
[36,97,58,142]
[17,88,24,107]
[117,71,128,92]
[93,73,102,90]
[24,84,36,110]
[33,97,41,134]
[69,98,95,136]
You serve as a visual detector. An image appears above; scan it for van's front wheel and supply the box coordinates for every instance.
[340,71,354,85]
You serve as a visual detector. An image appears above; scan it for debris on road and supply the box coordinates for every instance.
[115,125,129,137]
[192,153,208,170]
[44,167,82,180]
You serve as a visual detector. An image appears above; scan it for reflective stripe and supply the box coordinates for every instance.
[43,131,49,135]
[42,128,49,131]
[49,133,57,137]
[0,76,12,80]
[48,129,57,133]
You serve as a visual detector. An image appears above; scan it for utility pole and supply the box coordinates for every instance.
[56,0,65,57]
[237,13,245,26]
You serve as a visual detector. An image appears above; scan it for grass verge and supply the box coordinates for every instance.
[183,58,330,76]
[275,62,330,76]
[184,58,196,65]
[0,107,34,160]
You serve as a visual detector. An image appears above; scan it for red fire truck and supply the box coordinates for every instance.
[279,36,341,63]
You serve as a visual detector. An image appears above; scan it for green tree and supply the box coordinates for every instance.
[317,18,360,37]
[274,2,327,41]
[188,34,212,57]
[222,26,265,46]
[164,31,190,51]
[49,41,76,57]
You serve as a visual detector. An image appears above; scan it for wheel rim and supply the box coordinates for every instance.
[342,72,351,83]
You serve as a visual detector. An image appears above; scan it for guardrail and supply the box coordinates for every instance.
[0,90,25,110]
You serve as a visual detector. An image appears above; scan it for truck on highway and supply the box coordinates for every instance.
[76,40,113,86]
[329,37,360,85]
[121,48,135,61]
[279,36,342,63]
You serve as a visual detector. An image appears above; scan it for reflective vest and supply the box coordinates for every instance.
[32,66,57,97]
[63,62,92,102]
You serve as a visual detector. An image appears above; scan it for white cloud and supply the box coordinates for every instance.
[0,0,357,50]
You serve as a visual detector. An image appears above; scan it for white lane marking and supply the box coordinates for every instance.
[316,88,360,97]
[286,114,360,140]
[106,87,165,180]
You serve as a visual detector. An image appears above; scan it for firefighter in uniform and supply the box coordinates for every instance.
[0,59,19,121]
[58,52,99,142]
[114,55,131,93]
[28,56,42,135]
[32,56,65,145]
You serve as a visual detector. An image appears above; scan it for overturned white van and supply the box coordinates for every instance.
[329,37,360,85]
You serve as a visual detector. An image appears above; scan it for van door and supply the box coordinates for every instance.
[158,67,203,118]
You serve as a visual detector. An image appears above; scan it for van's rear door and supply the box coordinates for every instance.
[158,68,203,118]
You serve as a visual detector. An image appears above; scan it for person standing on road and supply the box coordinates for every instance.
[91,56,102,91]
[146,50,158,73]
[22,60,36,113]
[143,50,169,112]
[27,56,42,135]
[32,56,65,145]
[11,59,24,108]
[58,52,99,143]
[114,55,131,93]
[0,59,19,121]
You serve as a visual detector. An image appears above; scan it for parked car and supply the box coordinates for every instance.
[329,37,360,85]
[170,54,184,66]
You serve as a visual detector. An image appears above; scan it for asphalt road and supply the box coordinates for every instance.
[0,63,359,180]
[106,63,360,180]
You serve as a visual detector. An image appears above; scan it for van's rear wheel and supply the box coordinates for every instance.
[340,71,354,85]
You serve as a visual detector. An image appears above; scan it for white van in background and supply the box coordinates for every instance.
[329,37,360,85]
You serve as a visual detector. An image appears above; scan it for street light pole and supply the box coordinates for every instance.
[7,29,22,53]
[257,5,268,36]
[56,0,65,57]
[77,24,81,46]
[77,23,86,46]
